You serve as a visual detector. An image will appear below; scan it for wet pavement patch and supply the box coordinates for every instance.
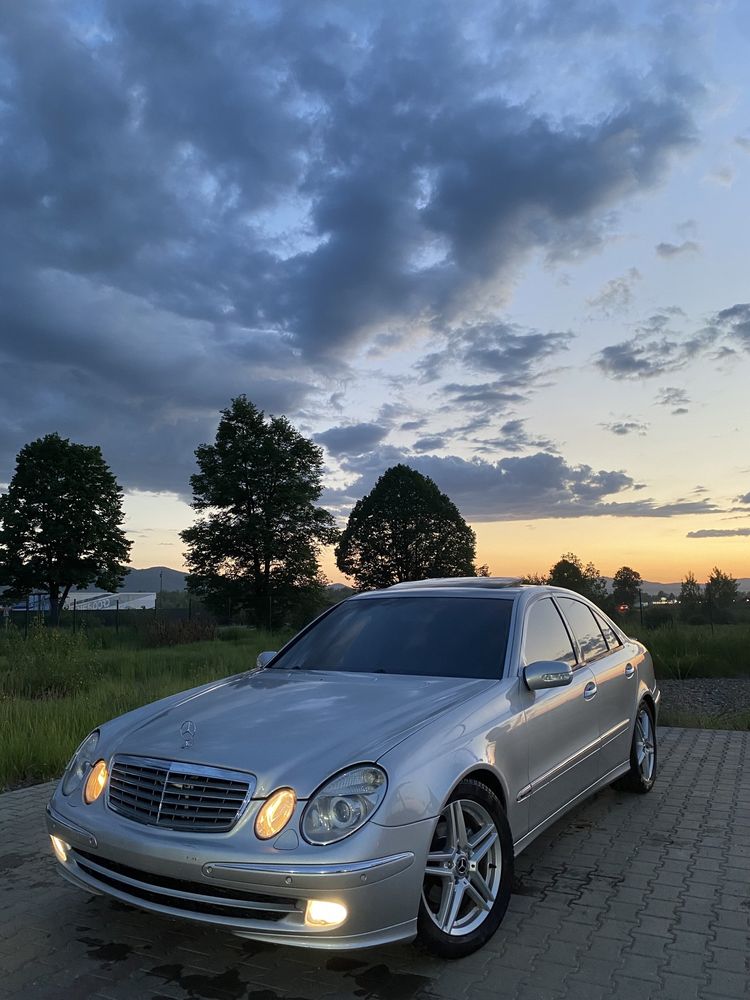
[78,935,133,963]
[345,962,436,1000]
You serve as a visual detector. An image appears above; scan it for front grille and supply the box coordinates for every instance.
[72,849,298,922]
[107,755,254,832]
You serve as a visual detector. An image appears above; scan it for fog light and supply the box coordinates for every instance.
[304,899,348,928]
[50,835,69,864]
[255,787,296,840]
[84,760,108,804]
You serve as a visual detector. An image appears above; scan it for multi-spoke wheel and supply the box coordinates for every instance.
[417,779,513,958]
[614,700,657,794]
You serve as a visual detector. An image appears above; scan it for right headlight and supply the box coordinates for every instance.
[61,731,100,796]
[301,764,387,845]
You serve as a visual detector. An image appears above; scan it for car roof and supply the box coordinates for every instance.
[351,579,605,603]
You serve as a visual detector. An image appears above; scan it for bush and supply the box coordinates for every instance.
[0,624,101,699]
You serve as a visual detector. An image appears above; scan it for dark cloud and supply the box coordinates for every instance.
[324,447,719,521]
[655,240,700,257]
[412,436,447,453]
[473,419,556,454]
[601,421,649,436]
[315,423,389,457]
[596,312,715,380]
[687,528,750,538]
[711,304,750,349]
[737,492,750,505]
[0,0,706,493]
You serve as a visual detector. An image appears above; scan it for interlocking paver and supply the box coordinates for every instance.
[2,727,748,999]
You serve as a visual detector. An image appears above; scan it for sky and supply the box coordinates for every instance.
[1,0,749,585]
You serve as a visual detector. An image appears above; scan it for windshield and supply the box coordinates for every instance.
[271,595,513,679]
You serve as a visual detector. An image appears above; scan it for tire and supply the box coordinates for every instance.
[613,701,657,793]
[416,778,514,959]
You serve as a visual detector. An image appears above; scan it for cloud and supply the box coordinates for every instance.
[655,240,700,257]
[601,421,649,436]
[0,0,708,494]
[315,423,389,457]
[473,419,556,454]
[711,303,750,349]
[324,447,720,522]
[737,492,750,505]
[655,387,690,414]
[412,435,447,453]
[687,528,750,538]
[587,268,641,316]
[596,312,714,380]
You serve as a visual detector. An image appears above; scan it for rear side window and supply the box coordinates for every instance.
[558,599,609,661]
[595,612,622,650]
[523,598,577,668]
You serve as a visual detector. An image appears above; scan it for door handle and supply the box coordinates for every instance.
[584,681,597,701]
[625,663,635,679]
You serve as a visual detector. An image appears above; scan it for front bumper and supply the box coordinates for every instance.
[46,794,433,950]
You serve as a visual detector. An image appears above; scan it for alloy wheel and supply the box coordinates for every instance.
[421,798,502,936]
[635,707,655,781]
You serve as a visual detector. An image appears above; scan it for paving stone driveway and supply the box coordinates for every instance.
[1,728,748,1000]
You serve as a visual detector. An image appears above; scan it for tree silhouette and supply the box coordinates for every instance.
[612,566,642,608]
[181,397,337,625]
[335,464,476,590]
[0,433,131,624]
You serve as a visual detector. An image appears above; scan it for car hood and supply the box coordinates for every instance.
[109,669,492,797]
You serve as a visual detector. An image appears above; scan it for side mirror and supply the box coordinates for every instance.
[256,650,277,669]
[524,660,574,691]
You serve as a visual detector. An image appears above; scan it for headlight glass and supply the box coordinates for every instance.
[301,765,387,845]
[255,787,296,840]
[84,760,109,804]
[61,731,100,796]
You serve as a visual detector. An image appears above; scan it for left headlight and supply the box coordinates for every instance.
[301,765,387,845]
[61,730,100,796]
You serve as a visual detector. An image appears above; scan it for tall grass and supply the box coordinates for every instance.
[627,623,750,679]
[0,628,291,790]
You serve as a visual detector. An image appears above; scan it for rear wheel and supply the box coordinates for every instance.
[614,701,657,793]
[417,778,513,959]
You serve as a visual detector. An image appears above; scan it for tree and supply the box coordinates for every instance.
[548,552,608,604]
[335,464,476,590]
[181,397,337,625]
[679,571,702,621]
[612,566,642,609]
[0,433,132,624]
[704,567,738,610]
[476,563,491,577]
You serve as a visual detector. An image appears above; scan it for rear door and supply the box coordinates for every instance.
[556,598,633,776]
[520,596,601,830]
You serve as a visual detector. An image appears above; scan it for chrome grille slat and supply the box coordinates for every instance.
[107,755,254,832]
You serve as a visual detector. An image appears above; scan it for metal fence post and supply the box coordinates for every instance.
[24,595,29,639]
[115,598,119,634]
[73,599,77,635]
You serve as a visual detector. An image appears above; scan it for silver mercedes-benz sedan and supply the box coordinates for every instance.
[47,580,659,958]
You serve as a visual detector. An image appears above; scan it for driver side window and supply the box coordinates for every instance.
[523,598,577,668]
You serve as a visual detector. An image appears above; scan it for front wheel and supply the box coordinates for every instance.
[614,701,657,793]
[417,778,513,959]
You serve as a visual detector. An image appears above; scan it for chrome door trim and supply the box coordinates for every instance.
[527,734,601,797]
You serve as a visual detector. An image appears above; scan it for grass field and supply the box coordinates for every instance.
[0,626,291,791]
[1,620,748,790]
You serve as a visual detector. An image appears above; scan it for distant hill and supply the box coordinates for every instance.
[119,566,187,592]
[607,577,750,595]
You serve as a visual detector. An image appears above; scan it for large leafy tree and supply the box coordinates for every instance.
[181,397,337,625]
[0,433,132,624]
[704,567,738,610]
[612,566,642,609]
[335,464,476,590]
[679,571,702,621]
[548,552,608,605]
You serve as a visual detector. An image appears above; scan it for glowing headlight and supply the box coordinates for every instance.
[305,899,348,928]
[302,765,387,845]
[84,760,108,804]
[61,731,100,796]
[255,787,296,840]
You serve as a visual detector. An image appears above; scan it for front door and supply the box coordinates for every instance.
[519,597,601,831]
